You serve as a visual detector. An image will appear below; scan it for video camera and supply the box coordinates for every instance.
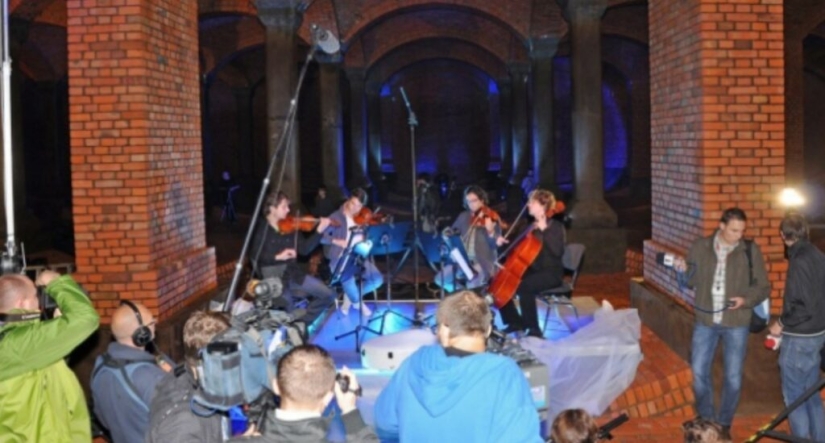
[193,276,307,425]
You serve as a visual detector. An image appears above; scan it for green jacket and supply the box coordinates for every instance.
[686,232,771,328]
[0,275,100,443]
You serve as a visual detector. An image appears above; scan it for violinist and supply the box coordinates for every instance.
[434,186,501,292]
[321,188,384,317]
[495,189,565,338]
[250,191,337,326]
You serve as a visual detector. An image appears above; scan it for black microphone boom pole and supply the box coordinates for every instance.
[399,87,422,320]
[223,24,338,311]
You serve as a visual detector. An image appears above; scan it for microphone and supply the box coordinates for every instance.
[310,24,340,54]
[399,87,412,108]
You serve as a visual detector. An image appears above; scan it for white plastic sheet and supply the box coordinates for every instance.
[519,304,643,422]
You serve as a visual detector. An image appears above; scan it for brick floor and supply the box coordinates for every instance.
[578,273,794,443]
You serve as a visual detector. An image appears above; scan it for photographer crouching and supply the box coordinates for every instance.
[233,344,378,442]
[0,270,101,442]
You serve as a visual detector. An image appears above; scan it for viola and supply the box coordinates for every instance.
[471,206,509,230]
[277,216,339,234]
[353,207,392,226]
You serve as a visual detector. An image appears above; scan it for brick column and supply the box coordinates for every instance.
[67,0,216,321]
[258,0,303,200]
[565,0,618,228]
[645,0,786,307]
[319,55,345,200]
[531,37,559,191]
[347,68,368,189]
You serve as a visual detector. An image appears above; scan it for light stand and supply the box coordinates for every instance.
[222,43,318,311]
[399,87,425,324]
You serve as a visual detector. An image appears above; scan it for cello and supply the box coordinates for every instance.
[487,199,565,308]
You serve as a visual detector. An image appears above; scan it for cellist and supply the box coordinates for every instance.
[495,189,565,338]
[434,185,501,292]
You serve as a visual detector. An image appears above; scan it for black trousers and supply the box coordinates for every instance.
[499,272,562,331]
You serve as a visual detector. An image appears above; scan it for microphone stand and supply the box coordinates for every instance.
[222,45,317,311]
[399,87,425,325]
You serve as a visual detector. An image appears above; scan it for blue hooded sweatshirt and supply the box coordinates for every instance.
[373,345,542,443]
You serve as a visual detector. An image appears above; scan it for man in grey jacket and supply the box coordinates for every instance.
[768,213,825,441]
[674,207,770,438]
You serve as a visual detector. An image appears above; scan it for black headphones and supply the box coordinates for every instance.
[120,300,152,347]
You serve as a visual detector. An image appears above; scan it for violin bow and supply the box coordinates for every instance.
[494,203,530,263]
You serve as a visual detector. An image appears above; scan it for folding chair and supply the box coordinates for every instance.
[538,243,585,333]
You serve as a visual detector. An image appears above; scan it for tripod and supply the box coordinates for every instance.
[745,377,825,443]
[332,232,382,352]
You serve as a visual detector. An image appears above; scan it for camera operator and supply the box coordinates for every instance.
[91,300,172,443]
[374,290,542,443]
[0,270,100,442]
[233,344,377,442]
[146,311,232,443]
[671,207,770,439]
[550,409,598,443]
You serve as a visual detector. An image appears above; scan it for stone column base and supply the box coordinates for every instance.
[566,227,627,273]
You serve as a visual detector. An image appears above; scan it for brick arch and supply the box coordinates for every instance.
[199,13,264,76]
[602,3,648,46]
[337,0,532,46]
[367,38,507,86]
[16,21,66,82]
[355,8,525,69]
[10,0,56,20]
[198,0,258,16]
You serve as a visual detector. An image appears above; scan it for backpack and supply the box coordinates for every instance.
[743,240,770,334]
[91,353,156,412]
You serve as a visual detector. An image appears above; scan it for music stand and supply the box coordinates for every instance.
[332,230,382,352]
[367,221,415,330]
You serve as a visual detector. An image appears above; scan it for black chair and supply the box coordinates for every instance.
[538,243,585,333]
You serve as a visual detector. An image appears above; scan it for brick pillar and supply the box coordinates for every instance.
[498,77,513,182]
[319,55,345,200]
[346,68,368,189]
[531,37,559,191]
[784,25,804,184]
[645,0,786,308]
[565,0,618,228]
[258,0,303,201]
[67,0,216,322]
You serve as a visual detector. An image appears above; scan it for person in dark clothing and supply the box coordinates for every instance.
[91,300,171,443]
[311,186,337,218]
[250,192,336,326]
[768,213,825,441]
[495,189,565,338]
[232,344,377,443]
[146,311,233,443]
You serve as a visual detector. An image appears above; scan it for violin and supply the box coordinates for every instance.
[471,206,509,230]
[353,207,392,226]
[277,216,339,234]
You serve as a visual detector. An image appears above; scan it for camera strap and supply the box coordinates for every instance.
[0,312,41,323]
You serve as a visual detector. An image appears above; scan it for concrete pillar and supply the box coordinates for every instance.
[509,63,531,187]
[257,0,303,200]
[318,55,345,200]
[498,77,513,182]
[346,68,368,189]
[565,0,618,228]
[530,37,560,191]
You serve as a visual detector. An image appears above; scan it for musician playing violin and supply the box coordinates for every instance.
[250,191,337,326]
[495,189,565,338]
[434,185,502,292]
[321,188,384,317]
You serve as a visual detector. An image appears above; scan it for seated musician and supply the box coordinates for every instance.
[495,189,565,338]
[321,188,384,317]
[250,191,337,327]
[434,185,501,292]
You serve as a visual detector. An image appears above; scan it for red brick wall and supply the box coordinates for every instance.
[67,0,216,322]
[645,0,787,313]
